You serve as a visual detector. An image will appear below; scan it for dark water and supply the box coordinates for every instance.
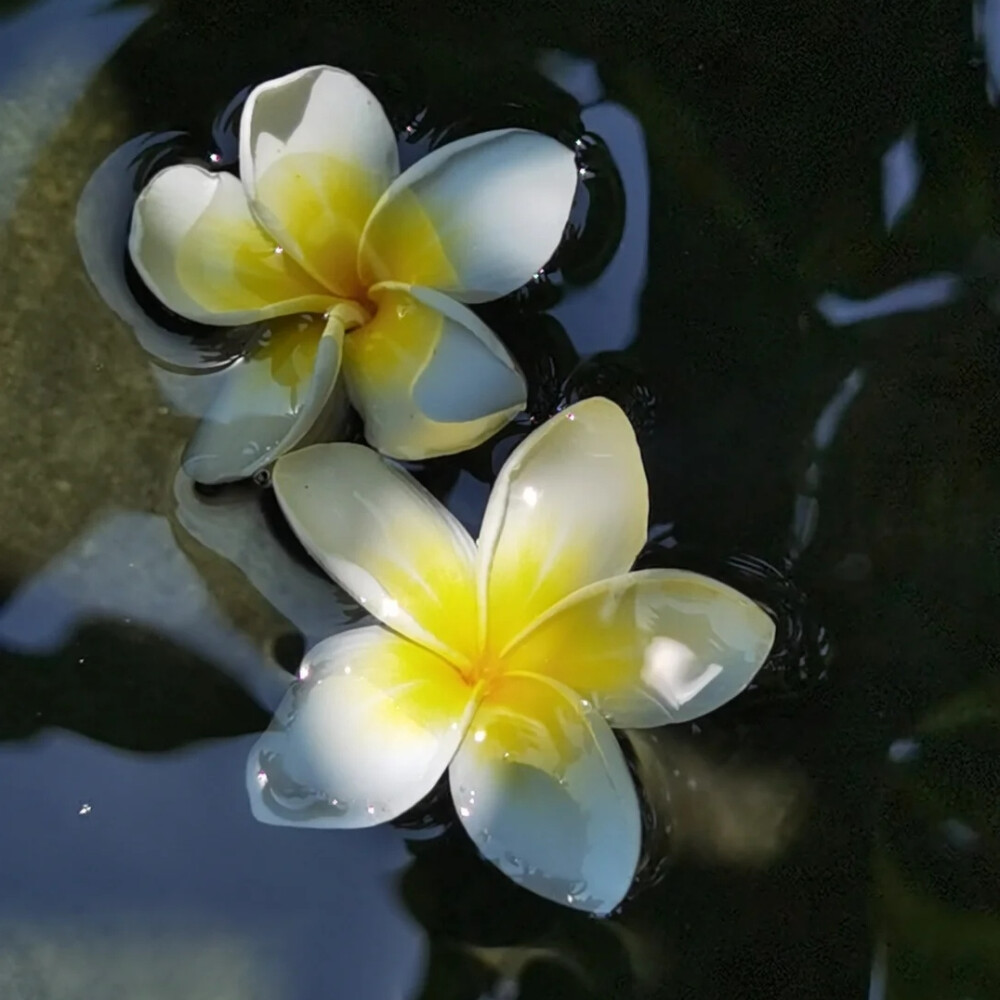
[1,0,999,997]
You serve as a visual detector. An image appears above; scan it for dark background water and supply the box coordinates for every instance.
[1,0,999,997]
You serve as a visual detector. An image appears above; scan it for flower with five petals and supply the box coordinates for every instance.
[247,397,776,913]
[129,65,578,483]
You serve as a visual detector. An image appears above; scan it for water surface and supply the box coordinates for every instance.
[1,1,999,997]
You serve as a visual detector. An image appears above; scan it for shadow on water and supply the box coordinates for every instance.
[3,0,1000,997]
[0,614,268,750]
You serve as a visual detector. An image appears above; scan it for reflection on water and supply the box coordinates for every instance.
[0,731,424,999]
[539,51,650,355]
[881,126,921,233]
[815,274,964,328]
[171,470,361,650]
[872,688,1000,999]
[0,921,276,1000]
[628,728,806,875]
[2,0,1000,996]
[0,510,289,711]
[0,0,148,223]
[788,365,867,561]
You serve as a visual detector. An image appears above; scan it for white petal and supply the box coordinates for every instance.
[478,397,648,653]
[239,65,399,298]
[359,129,577,302]
[247,625,474,828]
[78,134,251,371]
[450,672,640,914]
[503,569,777,728]
[128,164,334,324]
[342,283,525,460]
[272,442,479,663]
[182,311,346,484]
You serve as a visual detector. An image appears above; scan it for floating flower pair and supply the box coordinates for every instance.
[129,65,578,483]
[247,398,776,913]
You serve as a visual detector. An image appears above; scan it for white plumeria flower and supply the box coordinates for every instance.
[246,397,776,914]
[129,65,578,483]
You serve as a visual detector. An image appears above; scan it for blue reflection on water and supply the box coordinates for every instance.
[0,0,144,90]
[0,0,149,226]
[0,511,289,710]
[540,52,649,355]
[0,730,424,999]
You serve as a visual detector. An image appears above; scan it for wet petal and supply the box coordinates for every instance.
[182,310,347,484]
[450,672,640,914]
[272,442,479,663]
[342,283,525,460]
[248,625,474,828]
[359,129,577,302]
[478,397,647,653]
[240,65,399,299]
[77,134,252,371]
[129,164,334,324]
[503,570,776,727]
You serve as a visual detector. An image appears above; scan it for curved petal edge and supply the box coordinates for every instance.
[247,625,474,828]
[449,671,641,914]
[343,283,526,460]
[128,163,333,324]
[182,311,346,484]
[359,129,578,302]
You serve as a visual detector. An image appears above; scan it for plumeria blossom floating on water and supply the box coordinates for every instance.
[246,397,776,913]
[128,65,578,483]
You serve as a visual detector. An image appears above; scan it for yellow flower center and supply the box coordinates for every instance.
[254,151,380,302]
